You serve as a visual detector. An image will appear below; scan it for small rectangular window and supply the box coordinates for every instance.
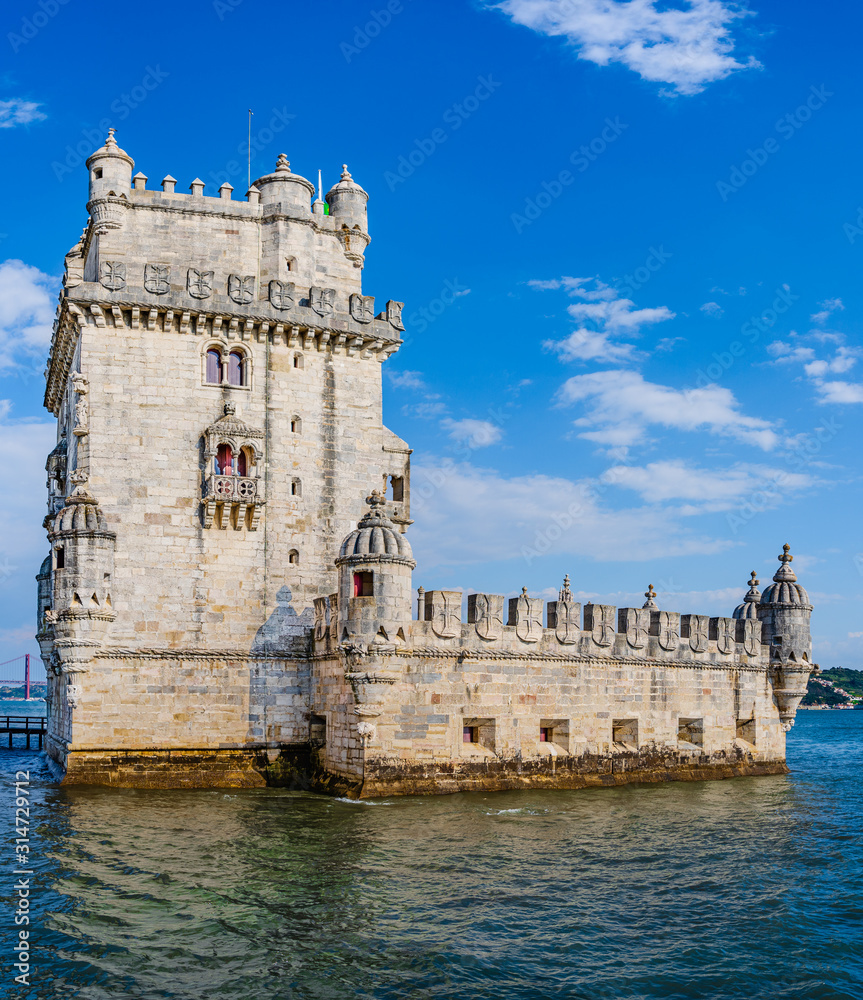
[55,546,65,569]
[390,476,404,502]
[612,719,638,749]
[678,718,704,749]
[353,572,373,597]
[463,726,476,743]
[736,718,756,745]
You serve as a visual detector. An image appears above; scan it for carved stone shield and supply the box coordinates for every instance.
[313,596,328,642]
[100,261,126,290]
[310,286,336,316]
[468,593,503,641]
[269,280,295,311]
[512,594,543,643]
[429,591,460,639]
[328,593,339,643]
[350,293,375,324]
[551,599,581,644]
[585,603,615,647]
[653,611,680,651]
[228,274,255,305]
[620,608,649,650]
[741,619,761,656]
[187,268,213,299]
[144,263,170,294]
[711,617,735,655]
[684,614,709,653]
[386,299,405,330]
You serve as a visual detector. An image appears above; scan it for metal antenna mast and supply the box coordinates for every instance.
[247,109,253,190]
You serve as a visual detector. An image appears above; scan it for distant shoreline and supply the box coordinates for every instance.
[799,705,861,710]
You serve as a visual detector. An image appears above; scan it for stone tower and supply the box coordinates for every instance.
[38,131,412,780]
[335,491,416,645]
[757,544,815,729]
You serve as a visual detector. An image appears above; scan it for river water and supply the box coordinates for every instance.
[1,700,861,1000]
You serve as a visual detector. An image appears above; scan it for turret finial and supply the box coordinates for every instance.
[105,128,117,148]
[642,584,658,610]
[773,544,798,583]
[341,164,352,180]
[559,574,573,602]
[365,489,386,509]
[521,586,529,597]
[276,153,291,172]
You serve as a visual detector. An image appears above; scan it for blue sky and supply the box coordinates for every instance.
[1,0,861,670]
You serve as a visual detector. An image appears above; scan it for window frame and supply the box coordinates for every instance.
[202,342,252,391]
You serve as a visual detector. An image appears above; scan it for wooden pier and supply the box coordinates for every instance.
[0,716,46,750]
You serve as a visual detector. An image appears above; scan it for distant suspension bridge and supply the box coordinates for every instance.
[0,655,46,701]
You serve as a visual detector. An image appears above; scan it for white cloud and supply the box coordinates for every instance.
[441,418,503,448]
[537,276,674,364]
[810,297,844,325]
[700,301,723,317]
[768,334,863,404]
[603,458,815,514]
[557,369,779,450]
[0,411,56,595]
[487,0,759,95]
[0,259,57,371]
[547,327,639,364]
[409,459,730,571]
[0,99,46,129]
[403,401,447,419]
[388,369,428,390]
[814,380,863,404]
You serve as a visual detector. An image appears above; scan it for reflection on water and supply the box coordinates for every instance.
[2,702,861,1000]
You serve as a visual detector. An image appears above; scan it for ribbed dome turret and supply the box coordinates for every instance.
[86,128,134,170]
[733,570,761,619]
[338,492,413,562]
[251,154,315,212]
[50,488,108,535]
[761,544,810,606]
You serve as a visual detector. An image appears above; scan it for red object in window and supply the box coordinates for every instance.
[237,450,247,477]
[540,728,549,742]
[216,444,233,475]
[206,349,222,384]
[228,351,243,386]
[463,726,475,743]
[353,572,373,597]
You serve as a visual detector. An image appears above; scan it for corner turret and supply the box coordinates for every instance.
[733,571,761,619]
[758,544,815,730]
[251,153,315,214]
[86,129,134,203]
[326,165,371,267]
[335,491,415,644]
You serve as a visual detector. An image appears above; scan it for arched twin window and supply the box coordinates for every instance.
[206,349,247,387]
[215,445,250,477]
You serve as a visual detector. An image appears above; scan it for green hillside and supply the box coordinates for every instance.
[803,668,863,707]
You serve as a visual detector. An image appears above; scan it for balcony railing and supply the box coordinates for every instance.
[206,475,262,502]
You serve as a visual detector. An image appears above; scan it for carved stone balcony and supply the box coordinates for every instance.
[203,475,265,531]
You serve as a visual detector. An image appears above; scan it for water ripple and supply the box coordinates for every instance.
[1,705,862,999]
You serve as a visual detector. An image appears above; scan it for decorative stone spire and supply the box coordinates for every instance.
[105,128,117,150]
[276,153,291,173]
[642,584,658,610]
[559,574,573,602]
[773,543,797,582]
[365,489,387,510]
[733,570,761,620]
